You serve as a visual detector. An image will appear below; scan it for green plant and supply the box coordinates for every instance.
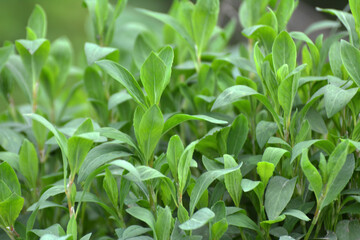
[1,0,360,239]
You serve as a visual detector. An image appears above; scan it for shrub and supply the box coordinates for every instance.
[1,0,360,239]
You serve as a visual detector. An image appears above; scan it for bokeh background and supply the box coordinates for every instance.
[0,0,349,62]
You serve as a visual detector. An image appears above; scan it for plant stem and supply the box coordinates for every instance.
[304,207,320,240]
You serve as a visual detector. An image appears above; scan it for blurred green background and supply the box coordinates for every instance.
[0,0,171,60]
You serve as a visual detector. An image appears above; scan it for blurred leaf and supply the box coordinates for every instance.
[179,208,215,230]
[19,139,39,188]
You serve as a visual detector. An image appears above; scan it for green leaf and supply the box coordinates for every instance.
[163,113,227,135]
[40,234,71,240]
[0,162,21,196]
[300,149,322,202]
[126,206,155,233]
[275,0,295,32]
[227,212,261,233]
[272,31,297,72]
[84,42,118,65]
[241,179,261,192]
[67,136,93,177]
[155,206,172,240]
[282,209,310,221]
[326,140,349,188]
[96,60,148,109]
[192,0,219,53]
[189,163,242,215]
[211,85,282,133]
[178,140,198,194]
[166,135,184,181]
[321,153,354,209]
[121,225,151,239]
[15,39,50,80]
[336,220,360,240]
[223,154,242,207]
[103,168,118,208]
[179,208,215,230]
[265,176,297,220]
[0,193,24,228]
[227,114,248,157]
[19,139,39,188]
[140,52,167,105]
[27,4,47,39]
[242,25,277,53]
[0,127,24,154]
[324,85,358,118]
[66,215,77,240]
[291,139,335,163]
[318,8,359,48]
[25,113,68,156]
[262,147,289,168]
[211,218,228,240]
[137,8,195,53]
[340,40,360,87]
[256,121,278,148]
[157,45,174,88]
[278,73,299,121]
[77,143,131,183]
[136,105,164,163]
[350,0,360,42]
[0,44,13,72]
[256,161,275,187]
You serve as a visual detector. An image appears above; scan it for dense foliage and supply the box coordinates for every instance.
[1,0,360,239]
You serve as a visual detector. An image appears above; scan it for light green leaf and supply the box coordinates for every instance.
[283,209,310,221]
[272,31,297,72]
[241,179,261,192]
[189,163,242,215]
[324,85,358,118]
[256,161,275,187]
[192,0,219,53]
[318,8,359,48]
[66,215,77,240]
[137,105,164,163]
[265,176,297,220]
[140,52,166,105]
[211,218,228,240]
[121,225,151,239]
[223,154,242,207]
[19,139,39,188]
[163,113,227,135]
[0,127,24,154]
[179,208,215,230]
[0,193,24,228]
[67,136,93,177]
[96,60,148,109]
[0,162,21,196]
[275,0,295,32]
[84,42,118,65]
[340,40,360,87]
[300,149,322,202]
[158,45,174,88]
[27,4,47,39]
